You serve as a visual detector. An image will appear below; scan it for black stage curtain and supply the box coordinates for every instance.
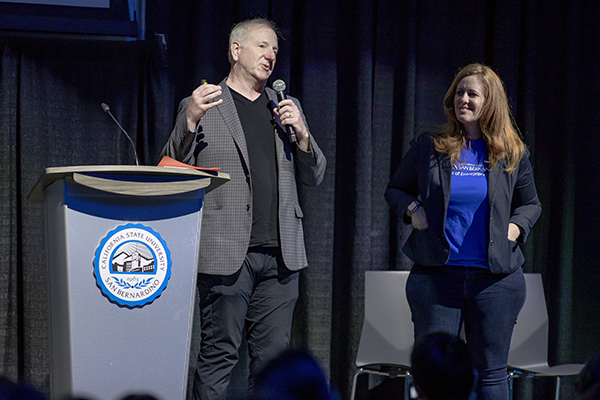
[0,34,172,391]
[2,0,600,399]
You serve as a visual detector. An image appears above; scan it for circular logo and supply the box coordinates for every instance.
[93,223,172,308]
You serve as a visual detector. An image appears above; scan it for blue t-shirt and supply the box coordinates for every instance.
[445,140,490,268]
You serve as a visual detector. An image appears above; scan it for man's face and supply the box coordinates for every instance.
[233,24,278,83]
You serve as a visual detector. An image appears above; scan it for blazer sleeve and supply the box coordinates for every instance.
[292,98,326,187]
[385,135,425,224]
[509,153,542,243]
[160,96,199,165]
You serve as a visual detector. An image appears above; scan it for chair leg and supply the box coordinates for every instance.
[554,376,561,400]
[349,368,364,400]
[508,371,514,400]
[404,373,411,400]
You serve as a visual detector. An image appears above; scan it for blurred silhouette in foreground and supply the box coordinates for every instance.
[249,348,340,400]
[119,394,159,400]
[576,353,600,400]
[0,376,48,400]
[409,332,476,400]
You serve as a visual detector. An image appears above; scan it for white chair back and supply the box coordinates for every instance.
[356,271,413,368]
[508,273,550,369]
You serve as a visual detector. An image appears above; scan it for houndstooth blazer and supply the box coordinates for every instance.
[161,79,327,275]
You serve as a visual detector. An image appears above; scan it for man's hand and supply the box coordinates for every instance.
[274,99,310,151]
[186,83,224,131]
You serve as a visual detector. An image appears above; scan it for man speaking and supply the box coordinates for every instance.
[161,18,327,400]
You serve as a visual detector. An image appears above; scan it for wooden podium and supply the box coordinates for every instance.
[29,165,229,400]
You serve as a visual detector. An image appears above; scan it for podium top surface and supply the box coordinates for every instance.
[28,165,230,203]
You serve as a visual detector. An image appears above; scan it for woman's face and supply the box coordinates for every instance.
[454,75,486,137]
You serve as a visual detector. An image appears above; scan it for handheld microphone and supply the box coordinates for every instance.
[272,79,297,144]
[101,103,140,166]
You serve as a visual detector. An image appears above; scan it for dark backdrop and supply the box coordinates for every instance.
[2,0,599,399]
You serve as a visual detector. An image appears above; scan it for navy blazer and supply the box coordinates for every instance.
[385,133,541,275]
[161,79,326,275]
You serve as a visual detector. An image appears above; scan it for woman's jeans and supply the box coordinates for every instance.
[406,264,526,400]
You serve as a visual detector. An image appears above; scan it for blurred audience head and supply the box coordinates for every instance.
[119,395,159,400]
[0,376,48,400]
[250,348,339,400]
[576,352,600,400]
[410,332,475,400]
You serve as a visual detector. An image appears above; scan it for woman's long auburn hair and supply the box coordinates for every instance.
[433,63,525,174]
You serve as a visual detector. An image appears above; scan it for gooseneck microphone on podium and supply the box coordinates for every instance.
[101,103,140,166]
[272,79,297,144]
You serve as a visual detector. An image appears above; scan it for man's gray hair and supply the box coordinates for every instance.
[228,18,281,64]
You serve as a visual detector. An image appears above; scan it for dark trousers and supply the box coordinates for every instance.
[192,248,299,400]
[406,264,526,400]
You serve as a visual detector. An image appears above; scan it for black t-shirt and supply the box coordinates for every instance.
[230,88,279,247]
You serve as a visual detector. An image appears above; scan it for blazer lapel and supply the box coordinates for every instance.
[437,151,452,207]
[218,82,250,169]
[487,160,503,204]
[266,88,292,159]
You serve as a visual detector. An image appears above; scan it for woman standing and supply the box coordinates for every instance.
[385,63,542,400]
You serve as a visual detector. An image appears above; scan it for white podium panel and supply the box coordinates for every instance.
[30,166,229,400]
